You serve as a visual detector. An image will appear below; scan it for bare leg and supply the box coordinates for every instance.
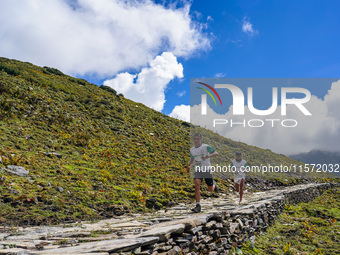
[194,179,202,203]
[235,182,240,193]
[239,179,245,203]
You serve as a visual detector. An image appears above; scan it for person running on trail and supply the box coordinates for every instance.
[231,152,248,204]
[187,133,219,213]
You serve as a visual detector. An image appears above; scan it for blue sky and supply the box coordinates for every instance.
[77,0,340,115]
[1,0,340,154]
[163,0,340,114]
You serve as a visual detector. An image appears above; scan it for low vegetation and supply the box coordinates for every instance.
[0,57,338,226]
[241,188,340,255]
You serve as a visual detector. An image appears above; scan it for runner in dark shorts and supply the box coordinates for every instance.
[187,134,219,213]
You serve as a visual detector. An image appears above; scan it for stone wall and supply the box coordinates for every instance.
[110,183,338,255]
[25,183,338,255]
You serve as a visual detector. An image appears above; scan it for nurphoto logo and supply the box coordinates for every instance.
[193,79,313,128]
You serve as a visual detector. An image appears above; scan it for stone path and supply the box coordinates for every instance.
[0,183,335,254]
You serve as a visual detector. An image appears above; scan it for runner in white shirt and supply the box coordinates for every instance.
[187,134,219,213]
[231,152,248,204]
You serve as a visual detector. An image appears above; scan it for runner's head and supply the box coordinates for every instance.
[236,151,242,161]
[193,133,202,147]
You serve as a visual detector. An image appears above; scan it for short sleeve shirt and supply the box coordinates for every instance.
[231,159,248,178]
[190,144,215,167]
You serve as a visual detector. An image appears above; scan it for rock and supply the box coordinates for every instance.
[158,245,172,252]
[140,224,185,242]
[202,235,213,244]
[168,246,181,255]
[33,237,159,254]
[220,227,230,235]
[152,218,172,223]
[216,223,223,229]
[189,226,202,235]
[208,243,217,250]
[204,220,216,230]
[17,250,29,255]
[229,223,239,234]
[52,232,92,238]
[132,247,141,254]
[7,165,29,176]
[212,229,221,240]
[57,187,63,193]
[253,219,258,227]
[33,196,39,204]
[237,219,244,229]
[42,152,62,158]
[0,248,28,254]
[221,237,228,245]
[258,218,264,225]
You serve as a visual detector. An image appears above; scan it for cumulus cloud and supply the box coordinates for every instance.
[0,0,210,76]
[190,80,340,155]
[169,104,190,122]
[104,52,183,111]
[242,18,258,36]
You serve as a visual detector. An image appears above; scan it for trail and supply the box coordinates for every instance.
[0,183,335,255]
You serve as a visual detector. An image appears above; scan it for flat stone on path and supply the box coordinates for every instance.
[139,224,185,241]
[32,236,159,254]
[0,248,28,255]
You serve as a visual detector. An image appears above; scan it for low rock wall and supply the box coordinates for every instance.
[26,183,339,255]
[111,183,338,255]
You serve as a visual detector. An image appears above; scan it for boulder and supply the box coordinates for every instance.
[7,165,29,177]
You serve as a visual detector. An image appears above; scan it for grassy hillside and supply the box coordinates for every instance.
[240,188,340,255]
[0,57,337,226]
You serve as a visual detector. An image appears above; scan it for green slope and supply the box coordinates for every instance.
[240,188,340,255]
[0,57,337,226]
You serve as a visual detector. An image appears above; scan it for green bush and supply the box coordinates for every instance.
[0,62,21,76]
[43,66,64,76]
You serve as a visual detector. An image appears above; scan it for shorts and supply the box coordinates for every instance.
[234,172,246,184]
[194,177,214,187]
[234,177,245,184]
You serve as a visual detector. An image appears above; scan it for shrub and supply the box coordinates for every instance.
[43,66,64,76]
[0,62,21,76]
[100,85,117,95]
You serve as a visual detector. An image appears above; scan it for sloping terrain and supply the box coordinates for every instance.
[0,57,337,226]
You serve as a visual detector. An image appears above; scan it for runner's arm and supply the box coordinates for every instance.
[202,150,219,160]
[187,158,195,172]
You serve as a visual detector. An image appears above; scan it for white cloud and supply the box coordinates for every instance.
[104,52,183,111]
[242,18,258,36]
[177,90,186,97]
[169,104,190,122]
[214,72,227,78]
[207,16,214,22]
[0,0,210,77]
[190,80,340,155]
